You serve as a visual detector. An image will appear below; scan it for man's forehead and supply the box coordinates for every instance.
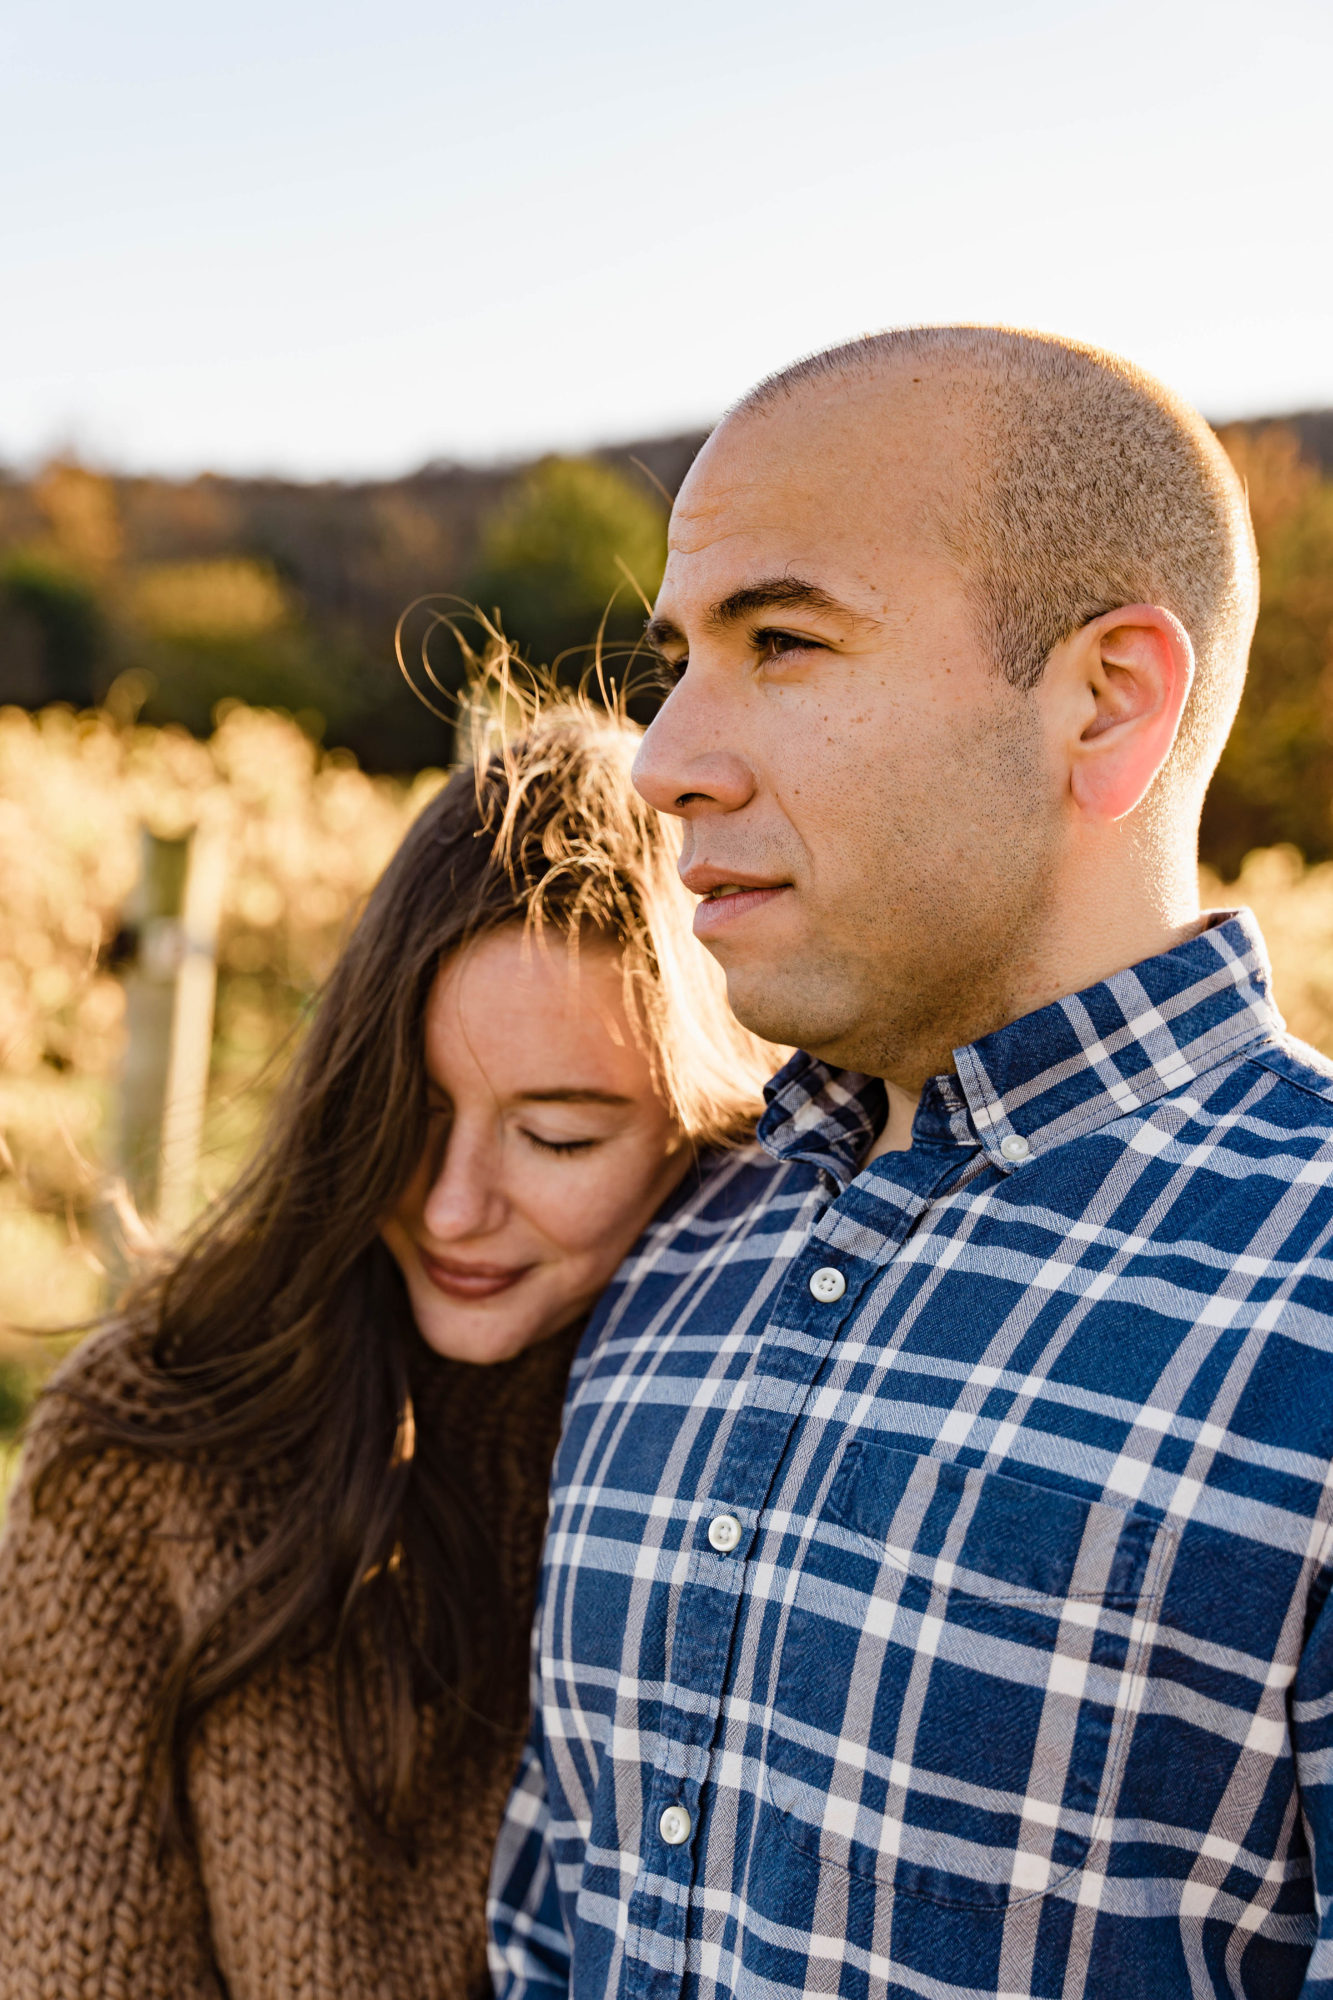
[669,380,961,558]
[657,506,844,614]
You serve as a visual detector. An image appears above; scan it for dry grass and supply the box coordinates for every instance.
[1202,850,1333,1056]
[0,696,1329,1441]
[0,701,442,1428]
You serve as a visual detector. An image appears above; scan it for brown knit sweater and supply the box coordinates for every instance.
[0,1326,577,2000]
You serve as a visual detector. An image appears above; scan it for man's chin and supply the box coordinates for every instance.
[721,966,858,1064]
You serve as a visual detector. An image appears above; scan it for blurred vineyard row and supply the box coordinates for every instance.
[3,412,1333,1454]
[4,691,1333,1450]
[4,418,1333,866]
[0,698,442,1442]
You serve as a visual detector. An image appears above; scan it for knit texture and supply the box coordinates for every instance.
[0,1324,578,2000]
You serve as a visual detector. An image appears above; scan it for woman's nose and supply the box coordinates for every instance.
[420,1127,508,1241]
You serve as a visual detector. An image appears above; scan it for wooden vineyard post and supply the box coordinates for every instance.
[158,810,228,1236]
[115,812,229,1236]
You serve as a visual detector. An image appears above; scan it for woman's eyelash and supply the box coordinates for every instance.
[419,1109,595,1156]
[522,1131,599,1156]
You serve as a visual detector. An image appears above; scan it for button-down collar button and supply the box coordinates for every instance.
[809,1266,846,1303]
[1000,1133,1031,1162]
[708,1513,742,1553]
[659,1803,692,1845]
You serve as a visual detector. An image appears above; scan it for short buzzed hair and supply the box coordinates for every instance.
[739,327,1259,785]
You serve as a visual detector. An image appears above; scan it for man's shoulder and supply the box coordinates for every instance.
[1223,1033,1333,1179]
[1178,1033,1333,1245]
[571,1138,804,1375]
[623,1137,805,1275]
[1245,1031,1333,1112]
[655,1135,798,1235]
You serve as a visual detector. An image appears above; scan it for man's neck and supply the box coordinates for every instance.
[864,1079,922,1160]
[862,895,1206,1166]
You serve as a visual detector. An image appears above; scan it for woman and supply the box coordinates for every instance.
[0,691,772,2000]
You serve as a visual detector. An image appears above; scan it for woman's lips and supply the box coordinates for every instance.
[693,883,790,939]
[416,1249,533,1301]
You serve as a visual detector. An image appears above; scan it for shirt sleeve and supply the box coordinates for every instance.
[488,1711,572,2000]
[1293,1565,1333,1995]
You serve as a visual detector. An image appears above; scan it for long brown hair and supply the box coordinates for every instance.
[39,687,772,1845]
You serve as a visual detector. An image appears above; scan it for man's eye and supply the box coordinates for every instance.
[651,653,687,690]
[757,630,821,665]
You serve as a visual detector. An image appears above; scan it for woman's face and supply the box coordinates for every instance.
[382,926,691,1365]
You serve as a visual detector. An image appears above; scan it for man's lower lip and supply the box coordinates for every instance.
[693,885,790,937]
[418,1254,530,1300]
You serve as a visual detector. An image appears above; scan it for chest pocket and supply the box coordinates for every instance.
[765,1440,1173,1909]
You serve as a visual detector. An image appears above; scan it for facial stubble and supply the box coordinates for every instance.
[719,692,1060,1089]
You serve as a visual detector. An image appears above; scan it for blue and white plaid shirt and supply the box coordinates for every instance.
[490,913,1333,1999]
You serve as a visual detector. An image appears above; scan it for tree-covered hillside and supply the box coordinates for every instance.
[2,414,1332,871]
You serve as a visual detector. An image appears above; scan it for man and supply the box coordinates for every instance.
[489,327,1333,1998]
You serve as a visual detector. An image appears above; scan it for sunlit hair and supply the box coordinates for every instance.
[455,660,774,1146]
[38,667,775,1851]
[739,325,1259,791]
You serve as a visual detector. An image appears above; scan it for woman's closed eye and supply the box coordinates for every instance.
[520,1129,602,1156]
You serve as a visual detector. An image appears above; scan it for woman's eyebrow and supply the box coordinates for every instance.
[516,1089,635,1107]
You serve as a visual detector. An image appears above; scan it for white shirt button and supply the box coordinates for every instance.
[809,1266,847,1303]
[659,1804,692,1845]
[1000,1133,1031,1162]
[708,1513,742,1553]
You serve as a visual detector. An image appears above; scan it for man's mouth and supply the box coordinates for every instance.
[692,880,791,938]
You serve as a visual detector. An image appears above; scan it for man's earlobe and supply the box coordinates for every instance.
[1065,605,1194,822]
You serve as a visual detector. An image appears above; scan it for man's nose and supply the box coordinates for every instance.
[421,1125,507,1241]
[631,688,756,820]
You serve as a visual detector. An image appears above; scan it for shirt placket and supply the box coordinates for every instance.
[621,1143,974,2000]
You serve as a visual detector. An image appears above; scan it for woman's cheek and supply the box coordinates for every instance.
[534,1152,656,1260]
[540,1167,627,1257]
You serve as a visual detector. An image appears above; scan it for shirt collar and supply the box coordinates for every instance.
[758,910,1283,1184]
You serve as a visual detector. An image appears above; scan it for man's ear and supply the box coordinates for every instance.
[1044,605,1195,822]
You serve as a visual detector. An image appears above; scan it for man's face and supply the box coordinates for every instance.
[632,372,1061,1082]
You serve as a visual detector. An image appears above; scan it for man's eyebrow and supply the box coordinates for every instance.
[515,1089,635,1107]
[643,575,861,653]
[705,576,850,630]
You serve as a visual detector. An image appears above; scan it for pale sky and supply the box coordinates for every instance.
[2,0,1330,479]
